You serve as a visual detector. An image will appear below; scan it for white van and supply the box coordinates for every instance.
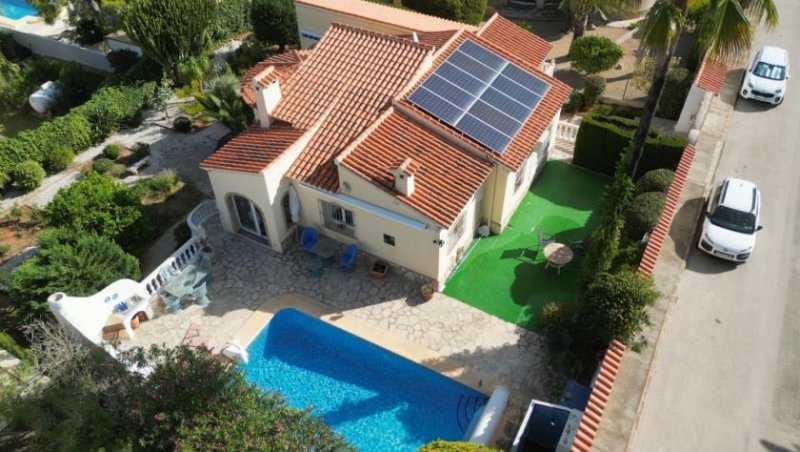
[698,178,762,262]
[740,46,790,105]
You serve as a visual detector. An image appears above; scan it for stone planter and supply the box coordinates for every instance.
[369,260,389,279]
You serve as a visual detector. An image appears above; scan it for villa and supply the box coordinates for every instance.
[201,12,571,286]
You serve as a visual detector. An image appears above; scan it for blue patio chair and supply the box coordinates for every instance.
[300,227,319,253]
[339,244,357,272]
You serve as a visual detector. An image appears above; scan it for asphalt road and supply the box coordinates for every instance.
[631,2,800,451]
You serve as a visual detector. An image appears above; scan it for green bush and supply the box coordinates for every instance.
[657,67,692,120]
[0,331,29,362]
[419,440,497,451]
[574,270,659,350]
[572,112,688,178]
[109,164,127,178]
[173,115,192,132]
[3,228,141,321]
[103,144,121,159]
[612,239,647,272]
[569,36,623,74]
[583,75,606,108]
[635,169,675,195]
[44,171,151,250]
[92,158,114,174]
[69,18,105,45]
[136,170,178,199]
[0,32,31,61]
[11,161,45,192]
[207,0,252,45]
[624,192,666,240]
[563,90,586,113]
[0,82,155,188]
[107,49,141,73]
[402,0,487,25]
[44,147,75,171]
[132,142,151,160]
[230,37,272,74]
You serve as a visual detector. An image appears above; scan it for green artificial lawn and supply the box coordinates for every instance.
[0,111,43,139]
[443,161,610,331]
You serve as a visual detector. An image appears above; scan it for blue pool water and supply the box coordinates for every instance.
[0,0,37,20]
[242,309,487,452]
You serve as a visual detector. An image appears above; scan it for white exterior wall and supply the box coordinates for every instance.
[206,169,276,248]
[294,2,413,48]
[438,184,486,281]
[294,183,444,282]
[337,166,432,223]
[675,84,706,134]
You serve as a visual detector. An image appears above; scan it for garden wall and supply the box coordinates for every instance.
[572,113,688,179]
[0,26,112,72]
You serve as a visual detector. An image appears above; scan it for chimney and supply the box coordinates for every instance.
[391,158,418,196]
[251,68,282,128]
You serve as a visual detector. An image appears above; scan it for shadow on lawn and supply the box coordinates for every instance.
[530,161,611,212]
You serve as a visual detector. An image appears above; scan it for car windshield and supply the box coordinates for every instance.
[709,206,757,234]
[753,62,786,81]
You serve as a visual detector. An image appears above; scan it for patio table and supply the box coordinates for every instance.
[163,264,209,301]
[310,237,339,261]
[543,242,574,276]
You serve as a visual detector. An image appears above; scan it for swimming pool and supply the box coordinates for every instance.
[242,309,487,451]
[0,0,37,20]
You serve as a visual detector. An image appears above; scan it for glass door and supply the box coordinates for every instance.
[232,195,268,241]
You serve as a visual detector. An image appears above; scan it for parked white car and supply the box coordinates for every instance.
[698,178,762,262]
[740,46,790,105]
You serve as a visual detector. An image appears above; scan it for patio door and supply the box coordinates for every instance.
[232,195,268,242]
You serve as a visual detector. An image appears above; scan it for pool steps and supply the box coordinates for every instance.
[464,385,509,446]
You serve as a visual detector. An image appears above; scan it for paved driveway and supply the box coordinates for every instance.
[631,3,800,450]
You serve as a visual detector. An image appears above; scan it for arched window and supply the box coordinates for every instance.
[230,194,269,244]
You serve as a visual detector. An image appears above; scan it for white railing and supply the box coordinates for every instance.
[556,121,580,144]
[140,237,203,298]
[187,200,219,235]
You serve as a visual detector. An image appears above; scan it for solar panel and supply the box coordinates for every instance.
[407,39,551,153]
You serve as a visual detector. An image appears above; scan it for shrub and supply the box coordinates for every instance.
[563,90,585,113]
[136,170,178,199]
[657,67,692,120]
[44,171,150,250]
[403,0,487,25]
[574,270,659,351]
[419,440,497,451]
[635,169,675,195]
[107,49,141,73]
[0,331,29,362]
[230,37,272,74]
[103,144,121,159]
[583,75,606,108]
[569,36,623,74]
[553,349,583,378]
[0,337,352,451]
[572,112,688,178]
[4,228,141,321]
[624,192,666,240]
[612,239,647,272]
[251,0,299,51]
[207,0,252,45]
[173,115,192,132]
[0,32,31,61]
[108,164,127,178]
[0,243,10,256]
[11,161,45,192]
[92,158,114,174]
[69,18,105,45]
[132,142,151,160]
[44,147,75,171]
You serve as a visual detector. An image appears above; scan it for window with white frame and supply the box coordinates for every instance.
[321,200,356,237]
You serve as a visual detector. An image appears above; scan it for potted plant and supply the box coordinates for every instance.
[420,282,437,301]
[369,260,389,279]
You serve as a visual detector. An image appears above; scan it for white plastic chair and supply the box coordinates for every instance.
[538,227,555,248]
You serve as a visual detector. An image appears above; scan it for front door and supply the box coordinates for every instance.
[232,195,268,242]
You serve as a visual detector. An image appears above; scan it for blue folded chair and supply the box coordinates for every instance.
[300,227,318,252]
[339,244,357,271]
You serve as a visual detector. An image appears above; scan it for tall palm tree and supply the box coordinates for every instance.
[627,0,778,177]
[561,0,641,42]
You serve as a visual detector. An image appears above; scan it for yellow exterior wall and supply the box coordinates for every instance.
[207,169,275,247]
[295,3,416,48]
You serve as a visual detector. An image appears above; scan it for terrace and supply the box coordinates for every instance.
[443,161,610,331]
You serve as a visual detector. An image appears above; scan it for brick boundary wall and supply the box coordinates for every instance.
[569,144,698,451]
[571,339,626,452]
[638,144,697,276]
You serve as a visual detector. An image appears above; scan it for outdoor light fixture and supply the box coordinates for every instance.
[433,239,445,247]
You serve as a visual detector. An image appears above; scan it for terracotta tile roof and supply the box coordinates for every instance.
[571,340,626,452]
[476,14,553,68]
[341,111,492,227]
[240,50,310,106]
[294,0,476,33]
[695,58,728,96]
[273,23,433,191]
[200,124,305,173]
[399,27,572,172]
[397,30,459,48]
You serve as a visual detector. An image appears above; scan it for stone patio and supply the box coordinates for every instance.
[132,217,556,444]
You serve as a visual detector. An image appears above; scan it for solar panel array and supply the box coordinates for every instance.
[407,39,550,153]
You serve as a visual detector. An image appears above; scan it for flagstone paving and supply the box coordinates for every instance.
[132,218,556,443]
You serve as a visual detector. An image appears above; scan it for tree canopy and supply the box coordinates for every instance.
[251,0,299,52]
[402,0,487,26]
[124,0,216,79]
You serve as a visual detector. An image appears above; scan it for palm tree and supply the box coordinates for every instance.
[196,74,254,133]
[626,0,778,177]
[561,0,641,42]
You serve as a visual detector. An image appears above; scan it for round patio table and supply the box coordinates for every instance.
[543,243,574,276]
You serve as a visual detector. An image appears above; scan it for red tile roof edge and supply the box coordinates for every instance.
[637,145,697,276]
[571,340,627,452]
[695,58,728,96]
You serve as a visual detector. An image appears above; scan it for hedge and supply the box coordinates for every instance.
[572,112,688,178]
[0,81,155,188]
